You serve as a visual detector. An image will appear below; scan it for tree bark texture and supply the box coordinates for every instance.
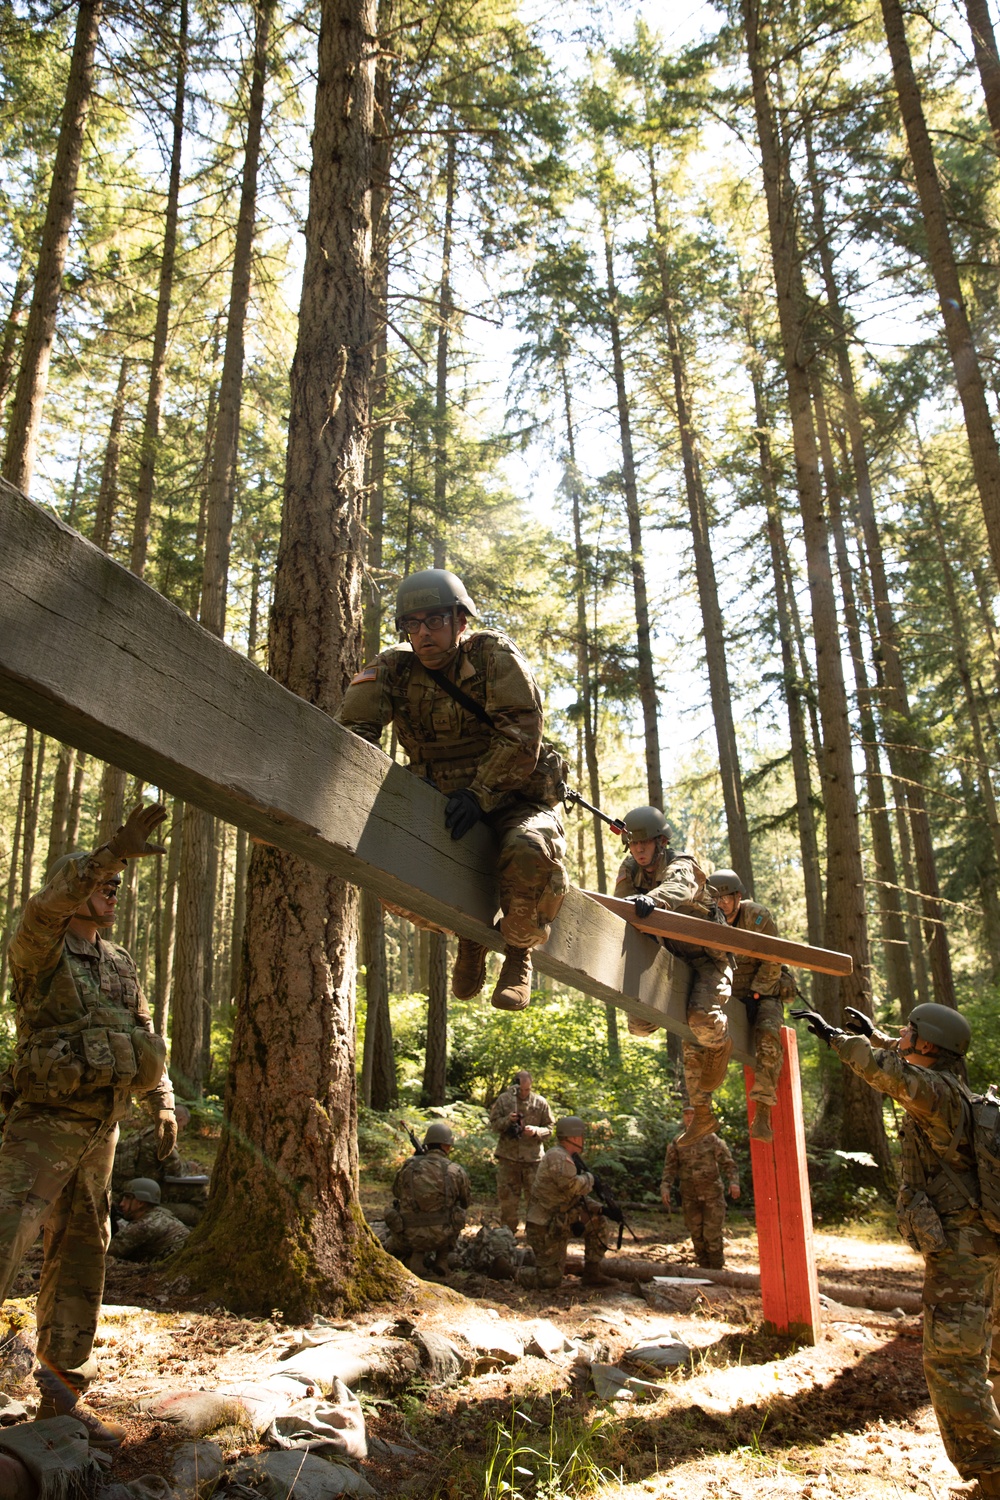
[0,270,28,419]
[46,742,77,871]
[422,930,448,1105]
[879,0,1000,583]
[964,0,1000,154]
[170,801,212,1097]
[361,891,396,1108]
[431,131,456,570]
[92,356,130,553]
[175,0,399,1316]
[0,728,32,997]
[2,0,103,492]
[130,0,188,577]
[154,797,182,1036]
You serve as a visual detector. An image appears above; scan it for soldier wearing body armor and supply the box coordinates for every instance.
[488,1071,555,1234]
[337,570,569,1013]
[794,1001,1000,1495]
[515,1118,614,1290]
[616,807,734,1146]
[108,1177,189,1263]
[0,804,175,1448]
[710,870,792,1145]
[385,1122,471,1278]
[662,1105,740,1268]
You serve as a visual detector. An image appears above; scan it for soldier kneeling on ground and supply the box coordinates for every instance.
[108,1177,190,1262]
[385,1122,471,1279]
[511,1117,615,1290]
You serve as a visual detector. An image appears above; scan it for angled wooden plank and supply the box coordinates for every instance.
[582,890,852,977]
[0,480,754,1059]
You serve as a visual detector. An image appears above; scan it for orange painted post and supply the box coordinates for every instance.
[745,1025,821,1344]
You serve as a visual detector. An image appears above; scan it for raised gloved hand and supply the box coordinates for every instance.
[843,1006,876,1038]
[108,803,169,860]
[444,788,483,840]
[633,894,656,919]
[155,1110,178,1161]
[791,1009,838,1047]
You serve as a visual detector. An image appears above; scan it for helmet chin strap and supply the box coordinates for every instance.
[84,897,115,928]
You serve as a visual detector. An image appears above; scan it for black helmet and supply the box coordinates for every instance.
[909,1004,971,1057]
[395,570,477,631]
[621,806,671,847]
[709,869,744,897]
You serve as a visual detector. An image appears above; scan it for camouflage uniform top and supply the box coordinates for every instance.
[489,1087,555,1164]
[614,844,674,897]
[525,1143,595,1228]
[729,901,782,1004]
[662,1132,739,1196]
[111,1124,183,1196]
[8,848,174,1123]
[641,852,730,969]
[393,1148,471,1220]
[336,631,546,812]
[833,1034,980,1221]
[108,1205,190,1262]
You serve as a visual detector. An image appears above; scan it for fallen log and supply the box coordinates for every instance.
[581,891,853,978]
[564,1254,922,1315]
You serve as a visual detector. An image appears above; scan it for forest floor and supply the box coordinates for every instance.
[0,1184,962,1500]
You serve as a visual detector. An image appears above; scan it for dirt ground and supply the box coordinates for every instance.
[1,1199,967,1500]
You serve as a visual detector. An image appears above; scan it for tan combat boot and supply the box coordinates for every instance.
[35,1395,126,1449]
[677,1102,718,1147]
[490,947,532,1011]
[451,938,488,999]
[699,1036,733,1093]
[749,1102,773,1144]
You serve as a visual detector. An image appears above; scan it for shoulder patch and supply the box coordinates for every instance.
[350,667,378,686]
[755,914,764,926]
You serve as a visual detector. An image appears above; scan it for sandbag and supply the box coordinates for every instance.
[226,1452,375,1499]
[264,1378,366,1460]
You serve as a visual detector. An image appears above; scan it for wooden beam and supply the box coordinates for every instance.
[0,480,754,1058]
[582,891,852,977]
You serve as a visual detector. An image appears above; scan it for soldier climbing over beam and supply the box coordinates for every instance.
[337,569,569,1012]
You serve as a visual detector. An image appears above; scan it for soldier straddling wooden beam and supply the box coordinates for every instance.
[337,569,569,1012]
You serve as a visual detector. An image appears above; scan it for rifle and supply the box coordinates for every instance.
[563,787,627,839]
[572,1153,639,1251]
[505,1113,525,1141]
[398,1120,426,1156]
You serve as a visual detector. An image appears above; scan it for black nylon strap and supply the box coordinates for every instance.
[424,665,496,728]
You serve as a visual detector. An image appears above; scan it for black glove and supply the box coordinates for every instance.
[571,1152,587,1175]
[791,1009,838,1047]
[444,788,483,840]
[843,1007,875,1039]
[633,894,656,919]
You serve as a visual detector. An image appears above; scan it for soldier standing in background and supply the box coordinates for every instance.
[515,1117,614,1289]
[794,1001,1000,1496]
[384,1121,471,1278]
[0,804,175,1447]
[662,1105,740,1269]
[489,1071,554,1234]
[711,870,791,1144]
[619,807,734,1146]
[337,569,568,1013]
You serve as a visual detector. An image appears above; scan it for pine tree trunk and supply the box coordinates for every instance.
[176,0,397,1316]
[130,0,188,576]
[2,0,103,491]
[431,131,456,569]
[92,356,129,552]
[964,0,1000,153]
[742,0,892,1186]
[0,269,28,418]
[0,729,33,997]
[600,207,662,809]
[422,931,448,1105]
[170,801,211,1097]
[46,743,76,871]
[154,797,182,1035]
[66,753,85,850]
[96,761,126,843]
[879,0,1000,581]
[362,893,396,1108]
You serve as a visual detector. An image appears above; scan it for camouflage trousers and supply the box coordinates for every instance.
[921,1220,1000,1478]
[496,1158,540,1233]
[0,1101,118,1396]
[517,1212,613,1290]
[489,802,568,950]
[386,1210,465,1262]
[682,956,733,1108]
[681,1183,727,1269]
[748,997,784,1107]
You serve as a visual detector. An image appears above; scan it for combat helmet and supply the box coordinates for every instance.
[555,1116,587,1140]
[621,806,671,847]
[909,1003,971,1057]
[709,869,744,898]
[424,1121,455,1148]
[395,570,477,632]
[126,1178,161,1205]
[46,850,90,883]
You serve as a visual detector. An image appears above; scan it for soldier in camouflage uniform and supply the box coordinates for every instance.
[489,1071,554,1233]
[516,1118,615,1290]
[662,1106,740,1268]
[108,1178,189,1262]
[385,1121,471,1277]
[337,569,568,1012]
[711,870,790,1145]
[0,804,175,1448]
[794,1001,1000,1496]
[618,808,734,1146]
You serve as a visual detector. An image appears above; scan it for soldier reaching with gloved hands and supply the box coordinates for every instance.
[0,802,175,1448]
[793,1000,1000,1496]
[337,569,569,1013]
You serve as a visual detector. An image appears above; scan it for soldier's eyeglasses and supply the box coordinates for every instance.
[99,880,122,896]
[400,612,451,635]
